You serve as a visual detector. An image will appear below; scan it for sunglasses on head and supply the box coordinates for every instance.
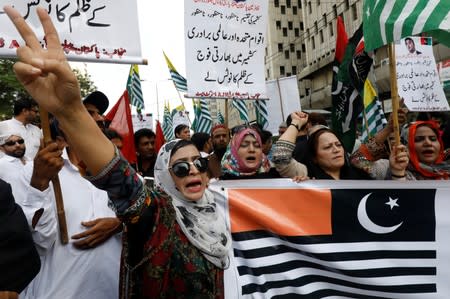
[3,139,25,146]
[169,157,208,178]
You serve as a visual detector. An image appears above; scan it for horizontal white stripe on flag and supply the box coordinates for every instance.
[242,281,437,299]
[234,237,435,253]
[239,266,435,289]
[235,253,436,271]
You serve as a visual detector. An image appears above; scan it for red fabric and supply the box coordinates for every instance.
[105,90,137,164]
[355,37,365,56]
[335,16,349,63]
[154,120,165,154]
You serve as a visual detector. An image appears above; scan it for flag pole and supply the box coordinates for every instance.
[276,78,285,120]
[39,109,69,244]
[224,99,229,128]
[388,42,400,145]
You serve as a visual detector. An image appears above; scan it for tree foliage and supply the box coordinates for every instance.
[0,59,97,120]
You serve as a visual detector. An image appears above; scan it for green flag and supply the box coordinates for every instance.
[363,0,450,51]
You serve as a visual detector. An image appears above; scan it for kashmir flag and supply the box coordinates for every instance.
[254,99,269,130]
[154,120,165,154]
[232,99,249,123]
[208,180,450,298]
[331,23,364,152]
[127,64,144,110]
[191,99,200,132]
[363,0,450,51]
[163,51,188,92]
[193,99,213,133]
[361,80,388,142]
[217,110,225,124]
[162,103,174,141]
[105,90,137,164]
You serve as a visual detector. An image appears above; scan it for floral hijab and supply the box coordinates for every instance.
[154,139,230,268]
[406,121,449,180]
[221,127,271,177]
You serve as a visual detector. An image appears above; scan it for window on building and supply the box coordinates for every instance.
[296,50,301,59]
[288,21,293,30]
[294,28,299,36]
[298,0,302,8]
[281,5,286,14]
[290,43,295,52]
[320,30,324,43]
[283,27,288,36]
[352,3,358,20]
[274,0,279,7]
[311,36,315,49]
[293,6,297,14]
[302,43,306,52]
[286,0,291,8]
[345,0,350,10]
[284,50,290,59]
[267,69,270,78]
[329,22,334,36]
[308,1,312,14]
[278,43,283,52]
[292,66,297,74]
[276,20,281,29]
[314,21,318,34]
[317,0,320,5]
[333,4,337,17]
[280,66,285,76]
[323,13,327,24]
[300,22,304,30]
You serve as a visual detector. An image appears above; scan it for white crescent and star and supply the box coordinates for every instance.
[357,193,403,234]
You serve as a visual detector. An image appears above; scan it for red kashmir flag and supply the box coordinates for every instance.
[105,90,137,164]
[154,120,165,154]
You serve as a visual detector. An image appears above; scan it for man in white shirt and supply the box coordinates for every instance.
[3,97,42,160]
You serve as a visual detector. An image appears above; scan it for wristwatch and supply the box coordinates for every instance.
[289,123,300,131]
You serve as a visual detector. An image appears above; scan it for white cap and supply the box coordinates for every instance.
[0,121,22,145]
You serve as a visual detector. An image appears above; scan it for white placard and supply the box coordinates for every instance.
[395,37,449,111]
[132,113,153,132]
[265,75,301,135]
[0,0,143,63]
[185,0,268,100]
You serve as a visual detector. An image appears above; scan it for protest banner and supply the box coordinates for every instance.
[209,179,450,298]
[184,0,268,100]
[395,37,449,112]
[0,0,143,63]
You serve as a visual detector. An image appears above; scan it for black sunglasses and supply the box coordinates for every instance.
[3,139,25,146]
[169,157,208,178]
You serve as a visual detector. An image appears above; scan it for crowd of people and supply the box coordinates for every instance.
[0,6,450,299]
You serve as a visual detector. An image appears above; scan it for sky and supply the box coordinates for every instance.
[73,1,191,121]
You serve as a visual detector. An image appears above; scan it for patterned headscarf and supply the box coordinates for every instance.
[221,127,271,177]
[154,139,230,268]
[405,121,449,180]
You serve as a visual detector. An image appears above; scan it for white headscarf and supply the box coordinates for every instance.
[0,121,22,145]
[154,139,230,269]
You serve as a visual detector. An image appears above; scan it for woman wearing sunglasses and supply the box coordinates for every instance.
[3,7,230,298]
[220,126,281,180]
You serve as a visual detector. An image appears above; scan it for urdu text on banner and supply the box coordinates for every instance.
[185,0,268,100]
[395,36,449,112]
[209,179,450,298]
[0,0,143,64]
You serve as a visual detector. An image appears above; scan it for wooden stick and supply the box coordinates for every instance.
[39,108,69,244]
[388,43,400,146]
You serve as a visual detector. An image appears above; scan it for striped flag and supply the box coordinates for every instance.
[213,180,445,298]
[162,103,174,141]
[232,99,249,122]
[217,110,225,124]
[363,0,450,51]
[193,99,212,133]
[254,100,269,130]
[163,51,188,92]
[361,80,388,142]
[192,99,200,132]
[126,64,144,110]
